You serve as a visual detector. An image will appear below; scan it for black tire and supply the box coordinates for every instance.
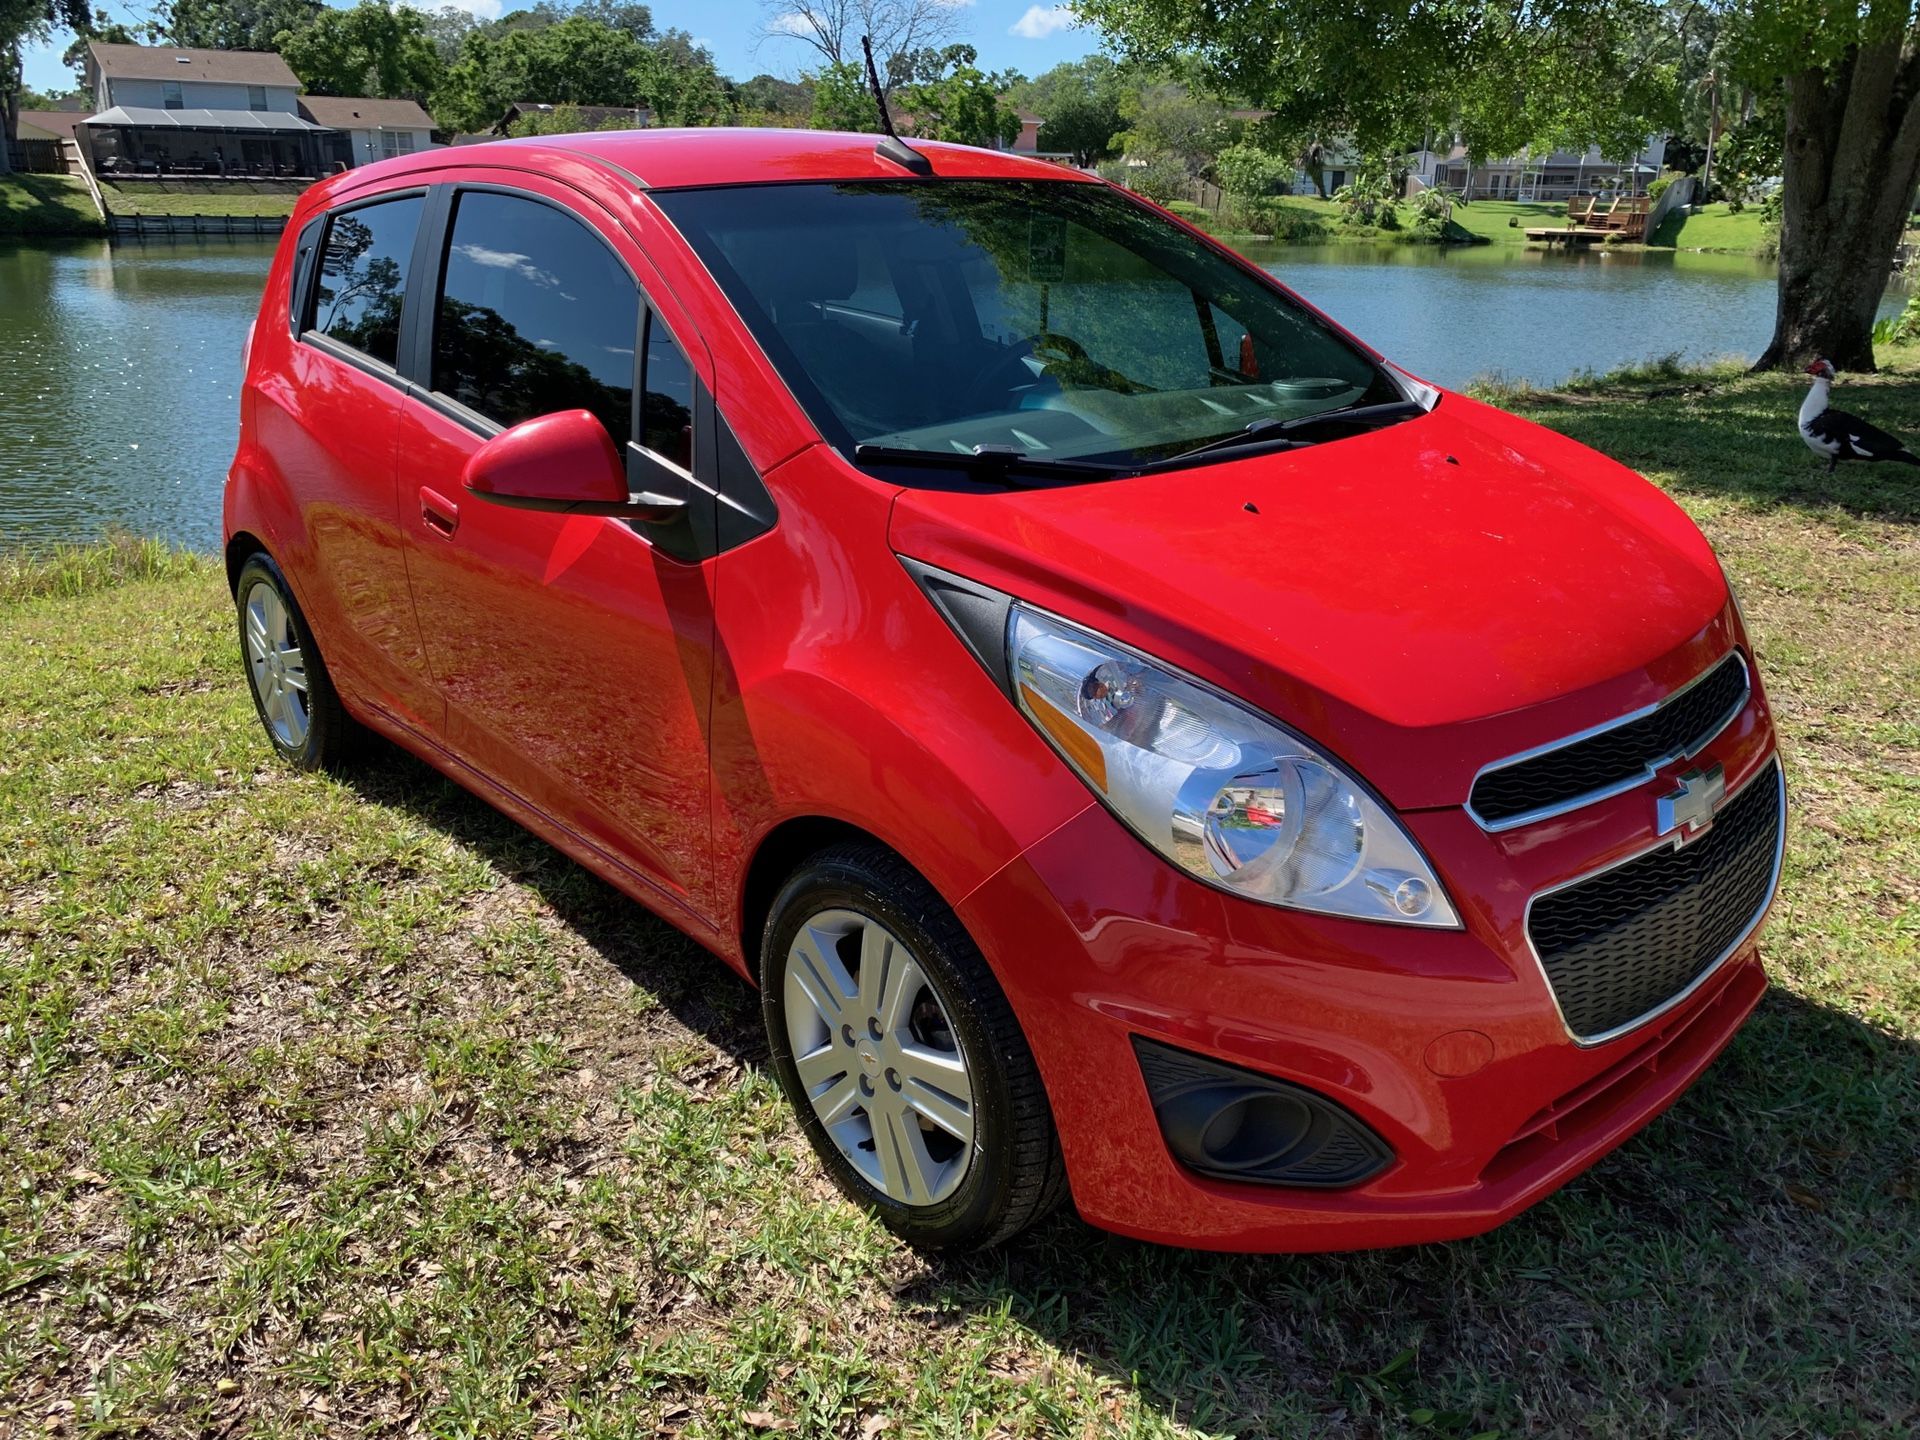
[234,552,359,772]
[761,841,1067,1251]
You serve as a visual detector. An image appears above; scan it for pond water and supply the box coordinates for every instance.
[0,236,1899,549]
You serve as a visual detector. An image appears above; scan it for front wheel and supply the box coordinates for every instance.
[761,842,1066,1251]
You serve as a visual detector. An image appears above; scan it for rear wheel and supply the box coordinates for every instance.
[235,552,358,771]
[761,842,1066,1251]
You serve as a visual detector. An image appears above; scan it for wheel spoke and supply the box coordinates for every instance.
[877,953,926,1038]
[874,1103,919,1201]
[856,920,894,1019]
[278,647,307,692]
[788,925,853,1023]
[245,603,269,658]
[811,1073,865,1129]
[899,1067,973,1147]
[794,1042,849,1095]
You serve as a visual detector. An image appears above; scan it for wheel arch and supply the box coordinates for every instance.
[738,815,910,982]
[225,530,270,595]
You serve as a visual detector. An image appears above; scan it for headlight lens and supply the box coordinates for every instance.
[1009,606,1459,927]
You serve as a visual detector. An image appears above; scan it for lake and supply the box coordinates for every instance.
[0,235,1898,550]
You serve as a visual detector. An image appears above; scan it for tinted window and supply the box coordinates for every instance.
[655,181,1399,468]
[642,313,694,470]
[432,190,637,441]
[310,195,423,368]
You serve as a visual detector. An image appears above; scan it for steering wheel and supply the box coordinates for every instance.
[964,331,1097,411]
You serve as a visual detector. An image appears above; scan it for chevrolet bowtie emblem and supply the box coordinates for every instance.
[1656,763,1727,842]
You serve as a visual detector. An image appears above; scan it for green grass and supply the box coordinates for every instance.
[0,173,104,237]
[1439,198,1568,245]
[1649,201,1773,253]
[2,357,1918,1435]
[98,180,304,219]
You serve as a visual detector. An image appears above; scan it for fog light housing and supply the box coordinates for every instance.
[1133,1037,1393,1188]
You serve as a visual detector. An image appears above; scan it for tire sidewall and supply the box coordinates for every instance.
[762,854,1018,1249]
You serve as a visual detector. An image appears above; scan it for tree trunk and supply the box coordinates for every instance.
[1,46,19,178]
[1757,42,1920,371]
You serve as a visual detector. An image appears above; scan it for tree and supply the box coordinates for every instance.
[807,59,877,131]
[1012,54,1127,164]
[760,0,968,90]
[1715,4,1920,368]
[1112,81,1234,181]
[159,0,322,52]
[277,0,440,100]
[733,71,812,122]
[1215,141,1291,201]
[3,0,93,171]
[632,28,727,125]
[895,45,1018,146]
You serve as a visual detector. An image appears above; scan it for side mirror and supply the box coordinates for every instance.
[462,409,686,522]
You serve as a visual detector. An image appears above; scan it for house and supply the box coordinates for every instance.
[77,43,332,177]
[297,96,438,167]
[1407,138,1668,200]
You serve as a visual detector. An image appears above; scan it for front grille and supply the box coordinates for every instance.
[1472,653,1750,826]
[1528,763,1782,1041]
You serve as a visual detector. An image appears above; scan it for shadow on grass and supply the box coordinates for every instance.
[1513,369,1920,525]
[340,743,1918,1437]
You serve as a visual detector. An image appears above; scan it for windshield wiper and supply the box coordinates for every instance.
[852,442,1132,486]
[1145,398,1431,472]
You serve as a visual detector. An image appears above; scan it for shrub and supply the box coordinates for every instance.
[1215,143,1292,201]
[1165,200,1210,223]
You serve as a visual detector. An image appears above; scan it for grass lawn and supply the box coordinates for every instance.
[1442,198,1568,245]
[2,355,1917,1435]
[98,181,304,219]
[1649,201,1773,253]
[0,173,104,237]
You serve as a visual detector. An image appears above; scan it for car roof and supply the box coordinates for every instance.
[417,128,1102,191]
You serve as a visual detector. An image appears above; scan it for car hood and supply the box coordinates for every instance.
[888,393,1735,811]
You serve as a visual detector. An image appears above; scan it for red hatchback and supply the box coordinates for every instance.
[226,130,1785,1252]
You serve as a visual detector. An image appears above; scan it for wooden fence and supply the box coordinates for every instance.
[5,138,65,174]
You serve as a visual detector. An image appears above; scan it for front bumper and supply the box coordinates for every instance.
[955,721,1780,1253]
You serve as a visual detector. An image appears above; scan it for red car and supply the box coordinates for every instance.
[225,130,1784,1252]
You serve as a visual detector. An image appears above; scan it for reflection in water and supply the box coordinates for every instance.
[1251,242,1904,391]
[0,237,277,550]
[0,235,1904,548]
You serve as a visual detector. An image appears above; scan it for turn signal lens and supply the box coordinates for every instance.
[1008,606,1459,927]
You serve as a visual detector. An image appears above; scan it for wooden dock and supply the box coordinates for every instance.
[1526,194,1651,246]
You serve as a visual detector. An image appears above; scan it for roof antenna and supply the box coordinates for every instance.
[862,34,933,175]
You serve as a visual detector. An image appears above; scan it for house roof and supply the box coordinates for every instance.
[17,109,86,141]
[298,96,435,131]
[87,43,299,89]
[84,105,328,133]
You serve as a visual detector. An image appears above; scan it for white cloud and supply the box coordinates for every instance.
[767,12,816,35]
[1009,4,1074,39]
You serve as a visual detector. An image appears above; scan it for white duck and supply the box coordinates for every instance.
[1799,359,1920,472]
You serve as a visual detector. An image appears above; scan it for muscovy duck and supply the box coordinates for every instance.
[1799,358,1920,471]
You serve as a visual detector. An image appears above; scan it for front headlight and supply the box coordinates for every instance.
[1008,606,1460,927]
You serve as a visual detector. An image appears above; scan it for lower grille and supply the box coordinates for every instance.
[1527,762,1784,1042]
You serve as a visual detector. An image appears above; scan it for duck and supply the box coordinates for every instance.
[1799,358,1920,471]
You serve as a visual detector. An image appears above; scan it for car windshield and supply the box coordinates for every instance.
[652,179,1411,472]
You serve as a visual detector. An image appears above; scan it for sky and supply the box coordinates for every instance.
[21,0,1103,96]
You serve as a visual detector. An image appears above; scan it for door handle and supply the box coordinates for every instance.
[419,486,459,536]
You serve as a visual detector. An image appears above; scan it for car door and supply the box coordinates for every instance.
[253,190,441,734]
[393,179,719,925]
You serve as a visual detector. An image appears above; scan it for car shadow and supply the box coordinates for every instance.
[339,742,1917,1437]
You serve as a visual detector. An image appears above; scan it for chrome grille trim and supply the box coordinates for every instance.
[1522,757,1785,1048]
[1467,652,1752,832]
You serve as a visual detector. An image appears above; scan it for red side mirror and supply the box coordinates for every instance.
[462,410,686,522]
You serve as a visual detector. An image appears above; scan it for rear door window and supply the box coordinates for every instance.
[309,194,424,368]
[431,189,639,442]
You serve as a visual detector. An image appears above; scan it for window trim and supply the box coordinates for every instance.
[297,186,433,376]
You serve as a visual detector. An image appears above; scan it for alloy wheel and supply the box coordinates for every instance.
[242,578,310,750]
[782,908,977,1206]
